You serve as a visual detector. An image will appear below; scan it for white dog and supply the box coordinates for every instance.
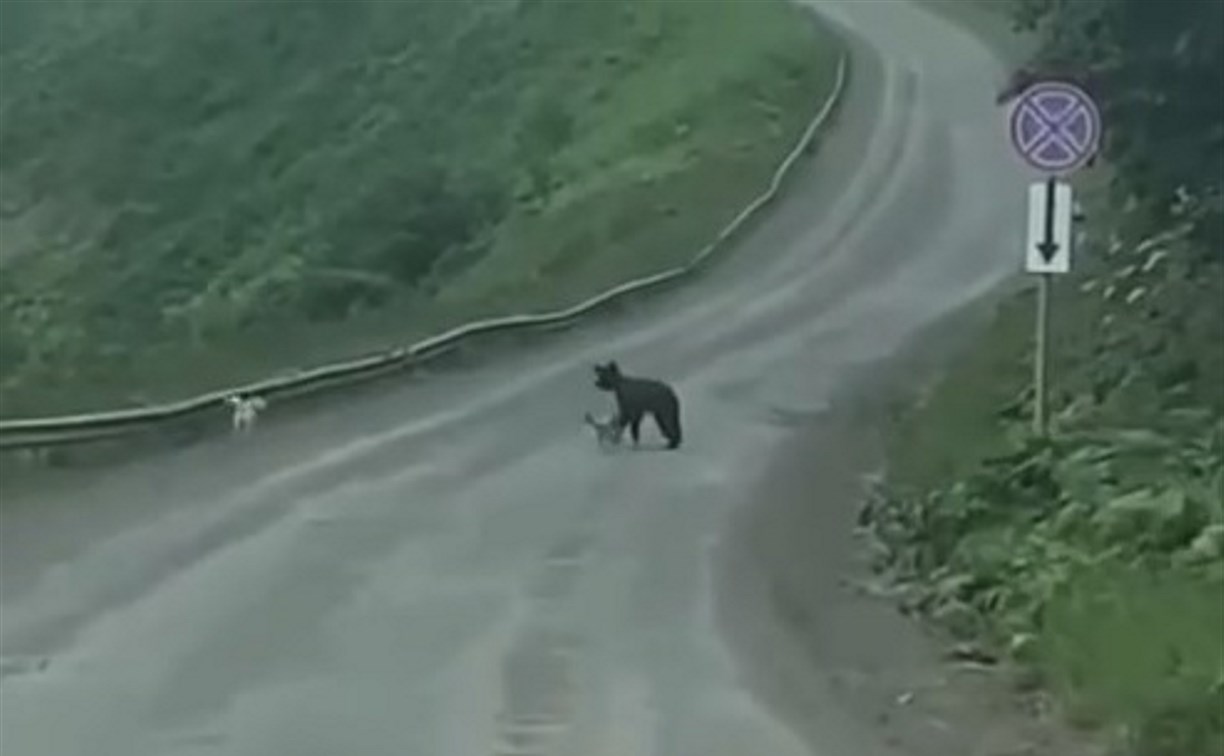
[583,411,623,449]
[224,394,267,434]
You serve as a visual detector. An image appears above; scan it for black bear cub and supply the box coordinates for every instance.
[593,361,682,450]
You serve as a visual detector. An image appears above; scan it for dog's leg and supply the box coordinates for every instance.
[653,406,682,450]
[233,407,254,435]
[628,413,643,446]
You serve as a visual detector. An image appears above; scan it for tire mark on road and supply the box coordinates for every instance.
[492,530,595,755]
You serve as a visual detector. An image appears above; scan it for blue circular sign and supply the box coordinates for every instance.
[1009,80,1101,175]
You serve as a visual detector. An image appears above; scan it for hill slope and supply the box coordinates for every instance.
[0,0,841,415]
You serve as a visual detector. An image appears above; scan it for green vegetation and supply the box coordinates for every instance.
[0,0,841,416]
[866,2,1223,755]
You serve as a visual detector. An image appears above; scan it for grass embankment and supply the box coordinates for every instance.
[864,3,1223,756]
[0,0,842,416]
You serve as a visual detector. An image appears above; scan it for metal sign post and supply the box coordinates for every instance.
[1035,269,1050,435]
[1027,178,1073,435]
[1009,80,1101,436]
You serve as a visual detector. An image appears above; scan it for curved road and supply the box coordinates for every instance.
[0,3,1026,755]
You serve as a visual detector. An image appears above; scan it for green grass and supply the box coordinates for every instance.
[1040,564,1223,754]
[886,290,1031,490]
[0,0,842,416]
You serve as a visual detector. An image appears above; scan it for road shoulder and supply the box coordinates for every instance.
[715,306,1106,756]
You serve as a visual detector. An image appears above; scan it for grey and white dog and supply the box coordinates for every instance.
[583,411,624,449]
[225,393,268,434]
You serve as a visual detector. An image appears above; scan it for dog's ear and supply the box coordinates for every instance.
[608,361,620,373]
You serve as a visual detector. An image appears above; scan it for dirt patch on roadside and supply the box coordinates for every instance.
[714,304,1106,756]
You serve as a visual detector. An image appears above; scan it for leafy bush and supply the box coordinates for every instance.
[867,209,1222,756]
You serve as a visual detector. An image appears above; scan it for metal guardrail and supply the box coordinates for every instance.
[0,54,848,450]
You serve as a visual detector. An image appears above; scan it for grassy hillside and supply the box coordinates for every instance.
[866,2,1224,755]
[0,0,842,416]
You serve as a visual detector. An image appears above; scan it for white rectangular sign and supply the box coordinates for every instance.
[1025,180,1073,274]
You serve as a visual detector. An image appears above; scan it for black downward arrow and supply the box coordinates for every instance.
[1037,177,1059,263]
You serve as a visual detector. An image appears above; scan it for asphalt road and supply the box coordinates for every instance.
[0,2,1027,754]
